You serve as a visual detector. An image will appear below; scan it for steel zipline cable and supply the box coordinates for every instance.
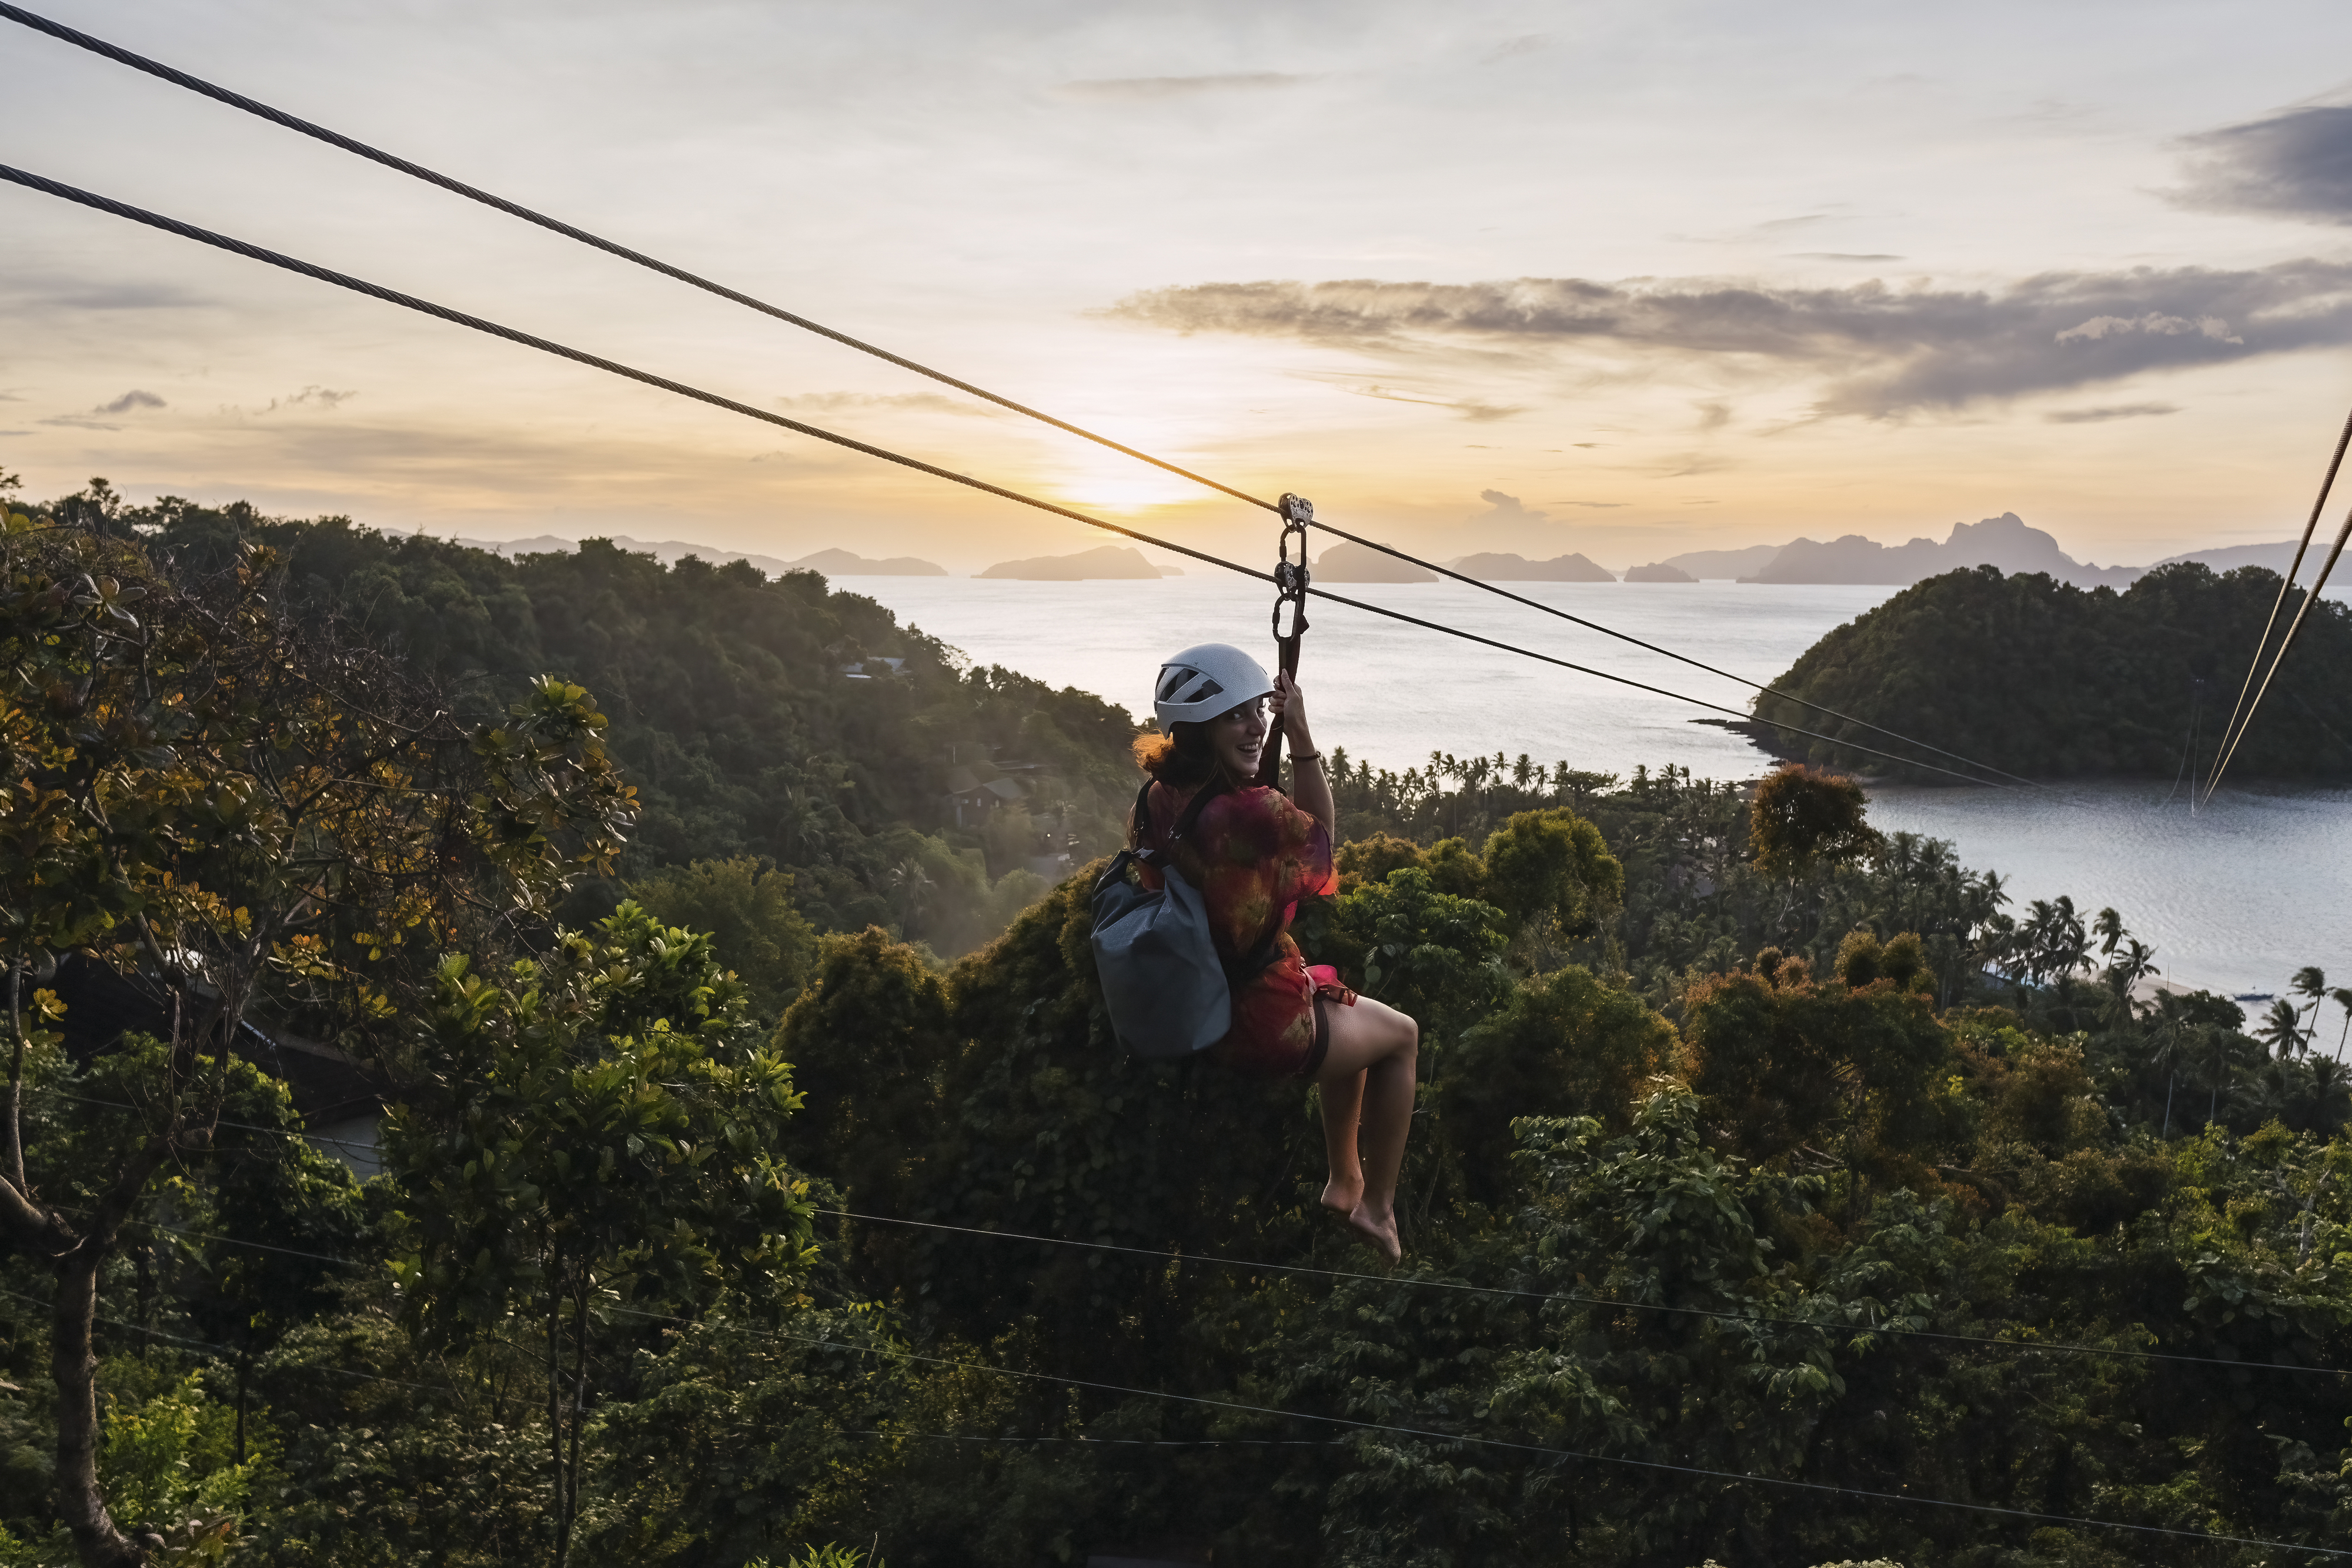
[0,162,2012,788]
[9,1191,2342,1559]
[0,0,2037,790]
[2202,500,2352,804]
[0,0,1269,516]
[2201,399,2352,804]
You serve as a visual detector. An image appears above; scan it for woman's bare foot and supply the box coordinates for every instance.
[1320,1178,1362,1217]
[1346,1202,1401,1263]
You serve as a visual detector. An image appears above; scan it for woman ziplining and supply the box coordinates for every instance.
[1098,642,1421,1262]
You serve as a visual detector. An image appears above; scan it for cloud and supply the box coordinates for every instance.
[777,391,997,417]
[2052,312,2239,345]
[1472,488,1548,526]
[1548,499,1626,507]
[1105,262,2352,416]
[41,389,168,430]
[1790,252,1906,262]
[0,279,213,312]
[251,386,357,414]
[2174,104,2352,225]
[2043,401,2181,424]
[1348,383,1524,421]
[1059,73,1314,102]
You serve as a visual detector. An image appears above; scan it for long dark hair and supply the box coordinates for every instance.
[1128,723,1251,845]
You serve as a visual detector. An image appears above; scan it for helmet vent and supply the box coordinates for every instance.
[1158,668,1224,706]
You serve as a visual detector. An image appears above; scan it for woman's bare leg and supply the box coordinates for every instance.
[1319,1067,1366,1216]
[1313,997,1419,1262]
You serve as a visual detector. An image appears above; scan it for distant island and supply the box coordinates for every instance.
[1629,512,2303,590]
[976,544,1162,580]
[1644,543,1783,580]
[784,546,948,576]
[1751,561,2352,780]
[1315,540,1438,583]
[449,533,946,577]
[1624,561,1698,583]
[1743,512,2138,589]
[1448,550,1616,583]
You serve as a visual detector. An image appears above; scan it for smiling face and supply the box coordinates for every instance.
[1205,698,1268,780]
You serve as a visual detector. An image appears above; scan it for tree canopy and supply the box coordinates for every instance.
[1752,561,2352,780]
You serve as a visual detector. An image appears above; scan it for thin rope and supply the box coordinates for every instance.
[2203,502,2352,803]
[604,1305,2351,1559]
[0,1285,449,1396]
[819,1206,2339,1378]
[843,1430,1344,1448]
[0,161,2016,786]
[2203,400,2352,800]
[0,1,1275,517]
[29,1102,2334,1379]
[18,1116,2339,1549]
[0,4,2040,793]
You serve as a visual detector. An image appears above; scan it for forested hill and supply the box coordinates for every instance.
[96,491,1145,944]
[1752,561,2352,780]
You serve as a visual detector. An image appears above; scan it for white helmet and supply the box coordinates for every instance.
[1153,643,1273,734]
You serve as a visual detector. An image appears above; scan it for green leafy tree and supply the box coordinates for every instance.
[1435,965,1677,1206]
[1325,867,1512,1048]
[627,857,820,1020]
[0,513,632,1568]
[1752,561,2352,780]
[1682,941,1955,1207]
[773,927,955,1225]
[1748,765,1882,882]
[386,904,815,1566]
[1479,806,1626,957]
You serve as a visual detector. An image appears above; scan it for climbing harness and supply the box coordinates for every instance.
[1256,494,1314,789]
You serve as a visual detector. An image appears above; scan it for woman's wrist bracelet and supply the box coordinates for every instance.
[1290,750,1322,765]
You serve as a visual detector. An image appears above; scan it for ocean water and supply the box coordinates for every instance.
[838,574,2352,997]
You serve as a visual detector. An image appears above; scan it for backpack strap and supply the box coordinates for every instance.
[1138,777,1227,867]
[1097,777,1230,897]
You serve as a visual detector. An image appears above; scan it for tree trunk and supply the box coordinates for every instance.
[52,1246,145,1568]
[6,951,26,1195]
[566,1273,590,1546]
[548,1275,570,1568]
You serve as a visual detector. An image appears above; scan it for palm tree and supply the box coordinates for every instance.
[2093,906,2127,957]
[2258,998,2304,1061]
[2046,895,2092,984]
[2333,987,2352,1061]
[2290,966,2328,1055]
[2148,992,2199,1137]
[2308,1056,2352,1133]
[2207,1022,2243,1128]
[2102,937,2159,1005]
[887,857,934,939]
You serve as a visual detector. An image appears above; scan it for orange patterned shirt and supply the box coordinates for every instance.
[1135,781,1339,1077]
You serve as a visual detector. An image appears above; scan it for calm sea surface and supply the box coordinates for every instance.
[838,575,2352,995]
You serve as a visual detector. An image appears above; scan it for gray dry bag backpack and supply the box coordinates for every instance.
[1090,779,1236,1058]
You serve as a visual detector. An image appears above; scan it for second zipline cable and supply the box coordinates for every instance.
[0,161,2014,787]
[0,0,2036,788]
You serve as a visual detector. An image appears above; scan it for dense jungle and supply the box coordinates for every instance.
[4,483,2350,1568]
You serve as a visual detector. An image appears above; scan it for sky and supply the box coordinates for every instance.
[6,0,2352,574]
